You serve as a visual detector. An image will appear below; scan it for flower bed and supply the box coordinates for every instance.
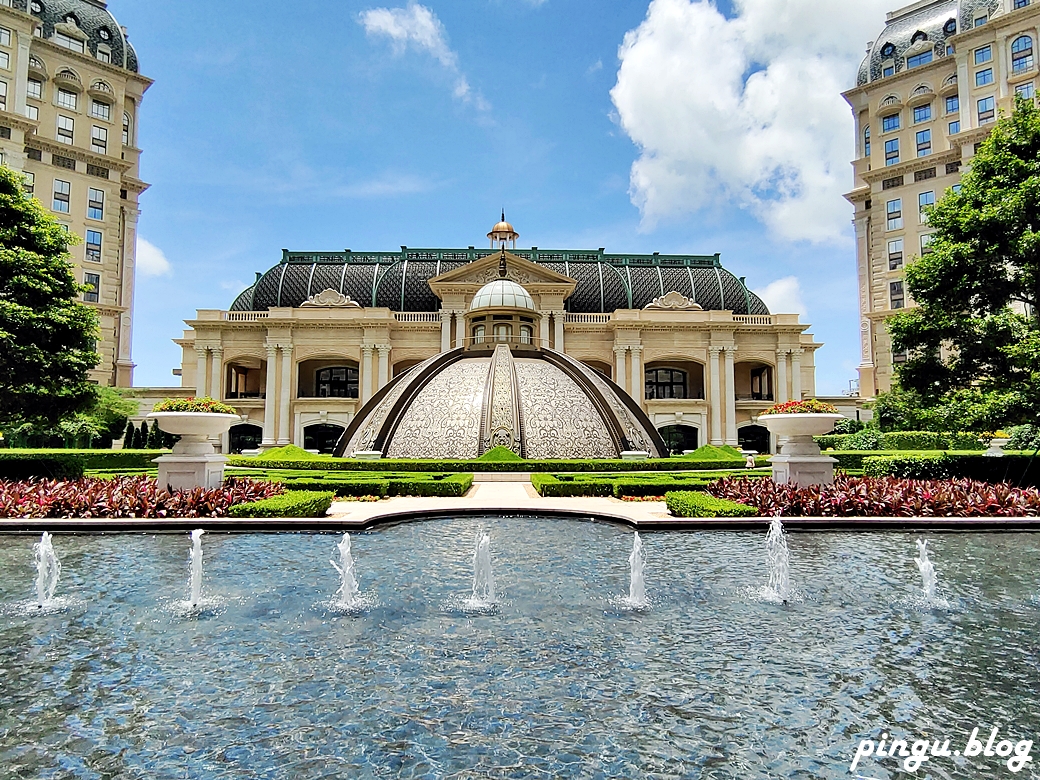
[706,475,1040,517]
[0,476,281,518]
[152,397,238,415]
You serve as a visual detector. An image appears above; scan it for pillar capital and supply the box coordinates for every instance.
[708,345,723,355]
[376,344,391,354]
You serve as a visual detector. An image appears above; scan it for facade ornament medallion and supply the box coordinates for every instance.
[300,288,361,308]
[644,291,703,311]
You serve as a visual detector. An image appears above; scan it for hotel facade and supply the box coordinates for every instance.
[844,0,1039,397]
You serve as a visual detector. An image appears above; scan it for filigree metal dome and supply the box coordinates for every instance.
[336,345,666,459]
[469,280,536,311]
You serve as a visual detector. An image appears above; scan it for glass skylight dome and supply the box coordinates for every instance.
[469,280,536,311]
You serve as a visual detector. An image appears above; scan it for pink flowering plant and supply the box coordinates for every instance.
[759,399,839,416]
[152,396,238,415]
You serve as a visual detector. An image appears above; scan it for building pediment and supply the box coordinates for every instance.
[428,250,577,300]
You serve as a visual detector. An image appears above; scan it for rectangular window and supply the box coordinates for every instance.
[56,88,77,110]
[949,120,961,135]
[25,104,38,121]
[90,99,110,120]
[883,65,895,77]
[83,272,100,303]
[945,95,959,114]
[0,51,9,70]
[1012,39,1034,73]
[0,80,6,111]
[96,48,110,64]
[975,46,992,65]
[907,51,933,68]
[90,126,107,155]
[953,183,962,194]
[913,104,932,123]
[1016,0,1030,7]
[85,230,102,263]
[52,154,75,171]
[882,113,900,132]
[23,171,33,195]
[882,175,904,190]
[27,78,42,100]
[978,96,996,123]
[1016,81,1035,99]
[975,15,987,27]
[914,167,936,182]
[56,115,74,144]
[947,161,962,175]
[864,126,871,157]
[25,146,41,161]
[920,234,934,255]
[888,238,904,270]
[886,198,903,230]
[86,163,109,179]
[893,349,909,365]
[87,188,104,220]
[55,33,85,53]
[890,281,905,309]
[919,190,935,221]
[885,138,900,166]
[0,26,10,47]
[52,179,70,213]
[976,68,994,87]
[916,129,932,156]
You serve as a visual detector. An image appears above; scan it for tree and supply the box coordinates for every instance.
[147,419,161,449]
[123,419,135,450]
[0,165,99,429]
[888,96,1040,431]
[135,421,148,449]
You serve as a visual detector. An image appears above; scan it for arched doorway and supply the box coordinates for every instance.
[229,423,263,454]
[738,424,770,455]
[658,424,699,455]
[304,423,346,454]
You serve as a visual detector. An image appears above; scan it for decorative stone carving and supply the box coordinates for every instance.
[300,289,361,308]
[644,291,703,311]
[468,266,536,286]
[481,345,522,456]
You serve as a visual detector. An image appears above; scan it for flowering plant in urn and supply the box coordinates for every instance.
[148,397,241,491]
[760,399,839,416]
[759,399,843,487]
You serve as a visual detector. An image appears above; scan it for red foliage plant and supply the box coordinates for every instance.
[0,476,281,519]
[707,475,1040,517]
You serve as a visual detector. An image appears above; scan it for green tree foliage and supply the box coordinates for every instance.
[0,165,99,429]
[888,96,1040,430]
[123,420,135,450]
[147,419,161,449]
[135,421,148,449]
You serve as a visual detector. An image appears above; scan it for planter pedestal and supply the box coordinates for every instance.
[761,413,843,488]
[155,452,229,492]
[148,412,240,491]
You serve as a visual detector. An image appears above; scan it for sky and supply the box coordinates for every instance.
[115,0,895,395]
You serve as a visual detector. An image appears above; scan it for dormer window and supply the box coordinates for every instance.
[907,50,932,68]
[30,1,43,14]
[96,45,111,64]
[55,33,85,53]
[911,31,928,45]
[98,27,111,41]
[64,14,78,27]
[881,42,896,58]
[974,15,988,27]
[944,19,957,35]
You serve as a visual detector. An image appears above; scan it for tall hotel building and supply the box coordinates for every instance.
[844,0,1038,398]
[0,0,150,387]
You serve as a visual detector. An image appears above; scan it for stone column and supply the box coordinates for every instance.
[629,346,643,405]
[209,347,223,400]
[195,347,208,397]
[553,311,565,352]
[360,346,374,404]
[454,311,466,349]
[613,346,627,392]
[791,349,803,401]
[261,344,278,446]
[377,345,390,390]
[724,347,738,445]
[13,33,29,115]
[708,347,723,445]
[776,349,789,404]
[440,310,452,353]
[539,314,550,348]
[278,344,293,445]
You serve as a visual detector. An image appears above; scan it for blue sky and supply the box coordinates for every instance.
[116,0,892,395]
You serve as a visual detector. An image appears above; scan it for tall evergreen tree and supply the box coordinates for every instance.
[123,419,135,449]
[147,419,161,449]
[0,166,99,429]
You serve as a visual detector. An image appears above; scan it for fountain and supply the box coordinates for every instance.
[624,532,648,609]
[330,533,361,610]
[914,538,940,606]
[763,516,791,604]
[32,532,61,608]
[465,530,496,610]
[188,529,204,609]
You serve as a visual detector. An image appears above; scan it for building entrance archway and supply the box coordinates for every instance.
[657,424,699,455]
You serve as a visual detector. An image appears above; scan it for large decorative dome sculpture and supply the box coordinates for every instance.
[469,279,536,311]
[335,344,667,459]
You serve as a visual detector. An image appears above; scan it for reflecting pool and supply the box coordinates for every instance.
[1,518,1038,779]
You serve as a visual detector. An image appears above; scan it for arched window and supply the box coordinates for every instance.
[122,112,132,146]
[881,42,895,58]
[316,366,359,398]
[645,368,687,400]
[1012,36,1034,73]
[911,31,928,44]
[943,19,957,36]
[493,323,512,342]
[472,324,486,343]
[519,324,533,344]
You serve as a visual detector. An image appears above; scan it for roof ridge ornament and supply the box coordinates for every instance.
[300,288,361,308]
[644,291,703,311]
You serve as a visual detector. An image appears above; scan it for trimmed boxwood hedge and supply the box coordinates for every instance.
[280,473,474,498]
[531,474,614,497]
[0,449,165,479]
[531,471,770,498]
[228,455,766,473]
[665,491,757,518]
[229,490,335,518]
[815,432,985,451]
[862,454,953,479]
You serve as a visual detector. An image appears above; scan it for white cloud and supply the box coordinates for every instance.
[137,237,172,277]
[610,0,892,243]
[360,2,488,109]
[753,275,807,318]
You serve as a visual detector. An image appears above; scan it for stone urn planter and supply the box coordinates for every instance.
[148,405,240,491]
[761,411,844,487]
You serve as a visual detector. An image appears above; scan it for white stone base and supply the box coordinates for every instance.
[155,454,228,492]
[621,451,649,461]
[770,454,838,488]
[354,451,382,461]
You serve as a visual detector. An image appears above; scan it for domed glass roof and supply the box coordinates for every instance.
[469,280,536,311]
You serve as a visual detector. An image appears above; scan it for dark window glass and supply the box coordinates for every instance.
[316,366,359,398]
[645,368,687,400]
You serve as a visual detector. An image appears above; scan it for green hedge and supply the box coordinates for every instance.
[531,474,614,497]
[227,455,763,473]
[531,471,770,498]
[229,490,335,518]
[856,452,1039,486]
[280,472,474,498]
[0,449,164,477]
[816,432,985,452]
[862,454,953,479]
[665,491,757,518]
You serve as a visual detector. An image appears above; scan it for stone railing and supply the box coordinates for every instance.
[733,315,774,326]
[394,312,441,322]
[565,313,612,324]
[223,311,270,322]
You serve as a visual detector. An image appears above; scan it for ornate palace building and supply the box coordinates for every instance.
[0,0,150,387]
[844,0,1038,397]
[172,218,822,455]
